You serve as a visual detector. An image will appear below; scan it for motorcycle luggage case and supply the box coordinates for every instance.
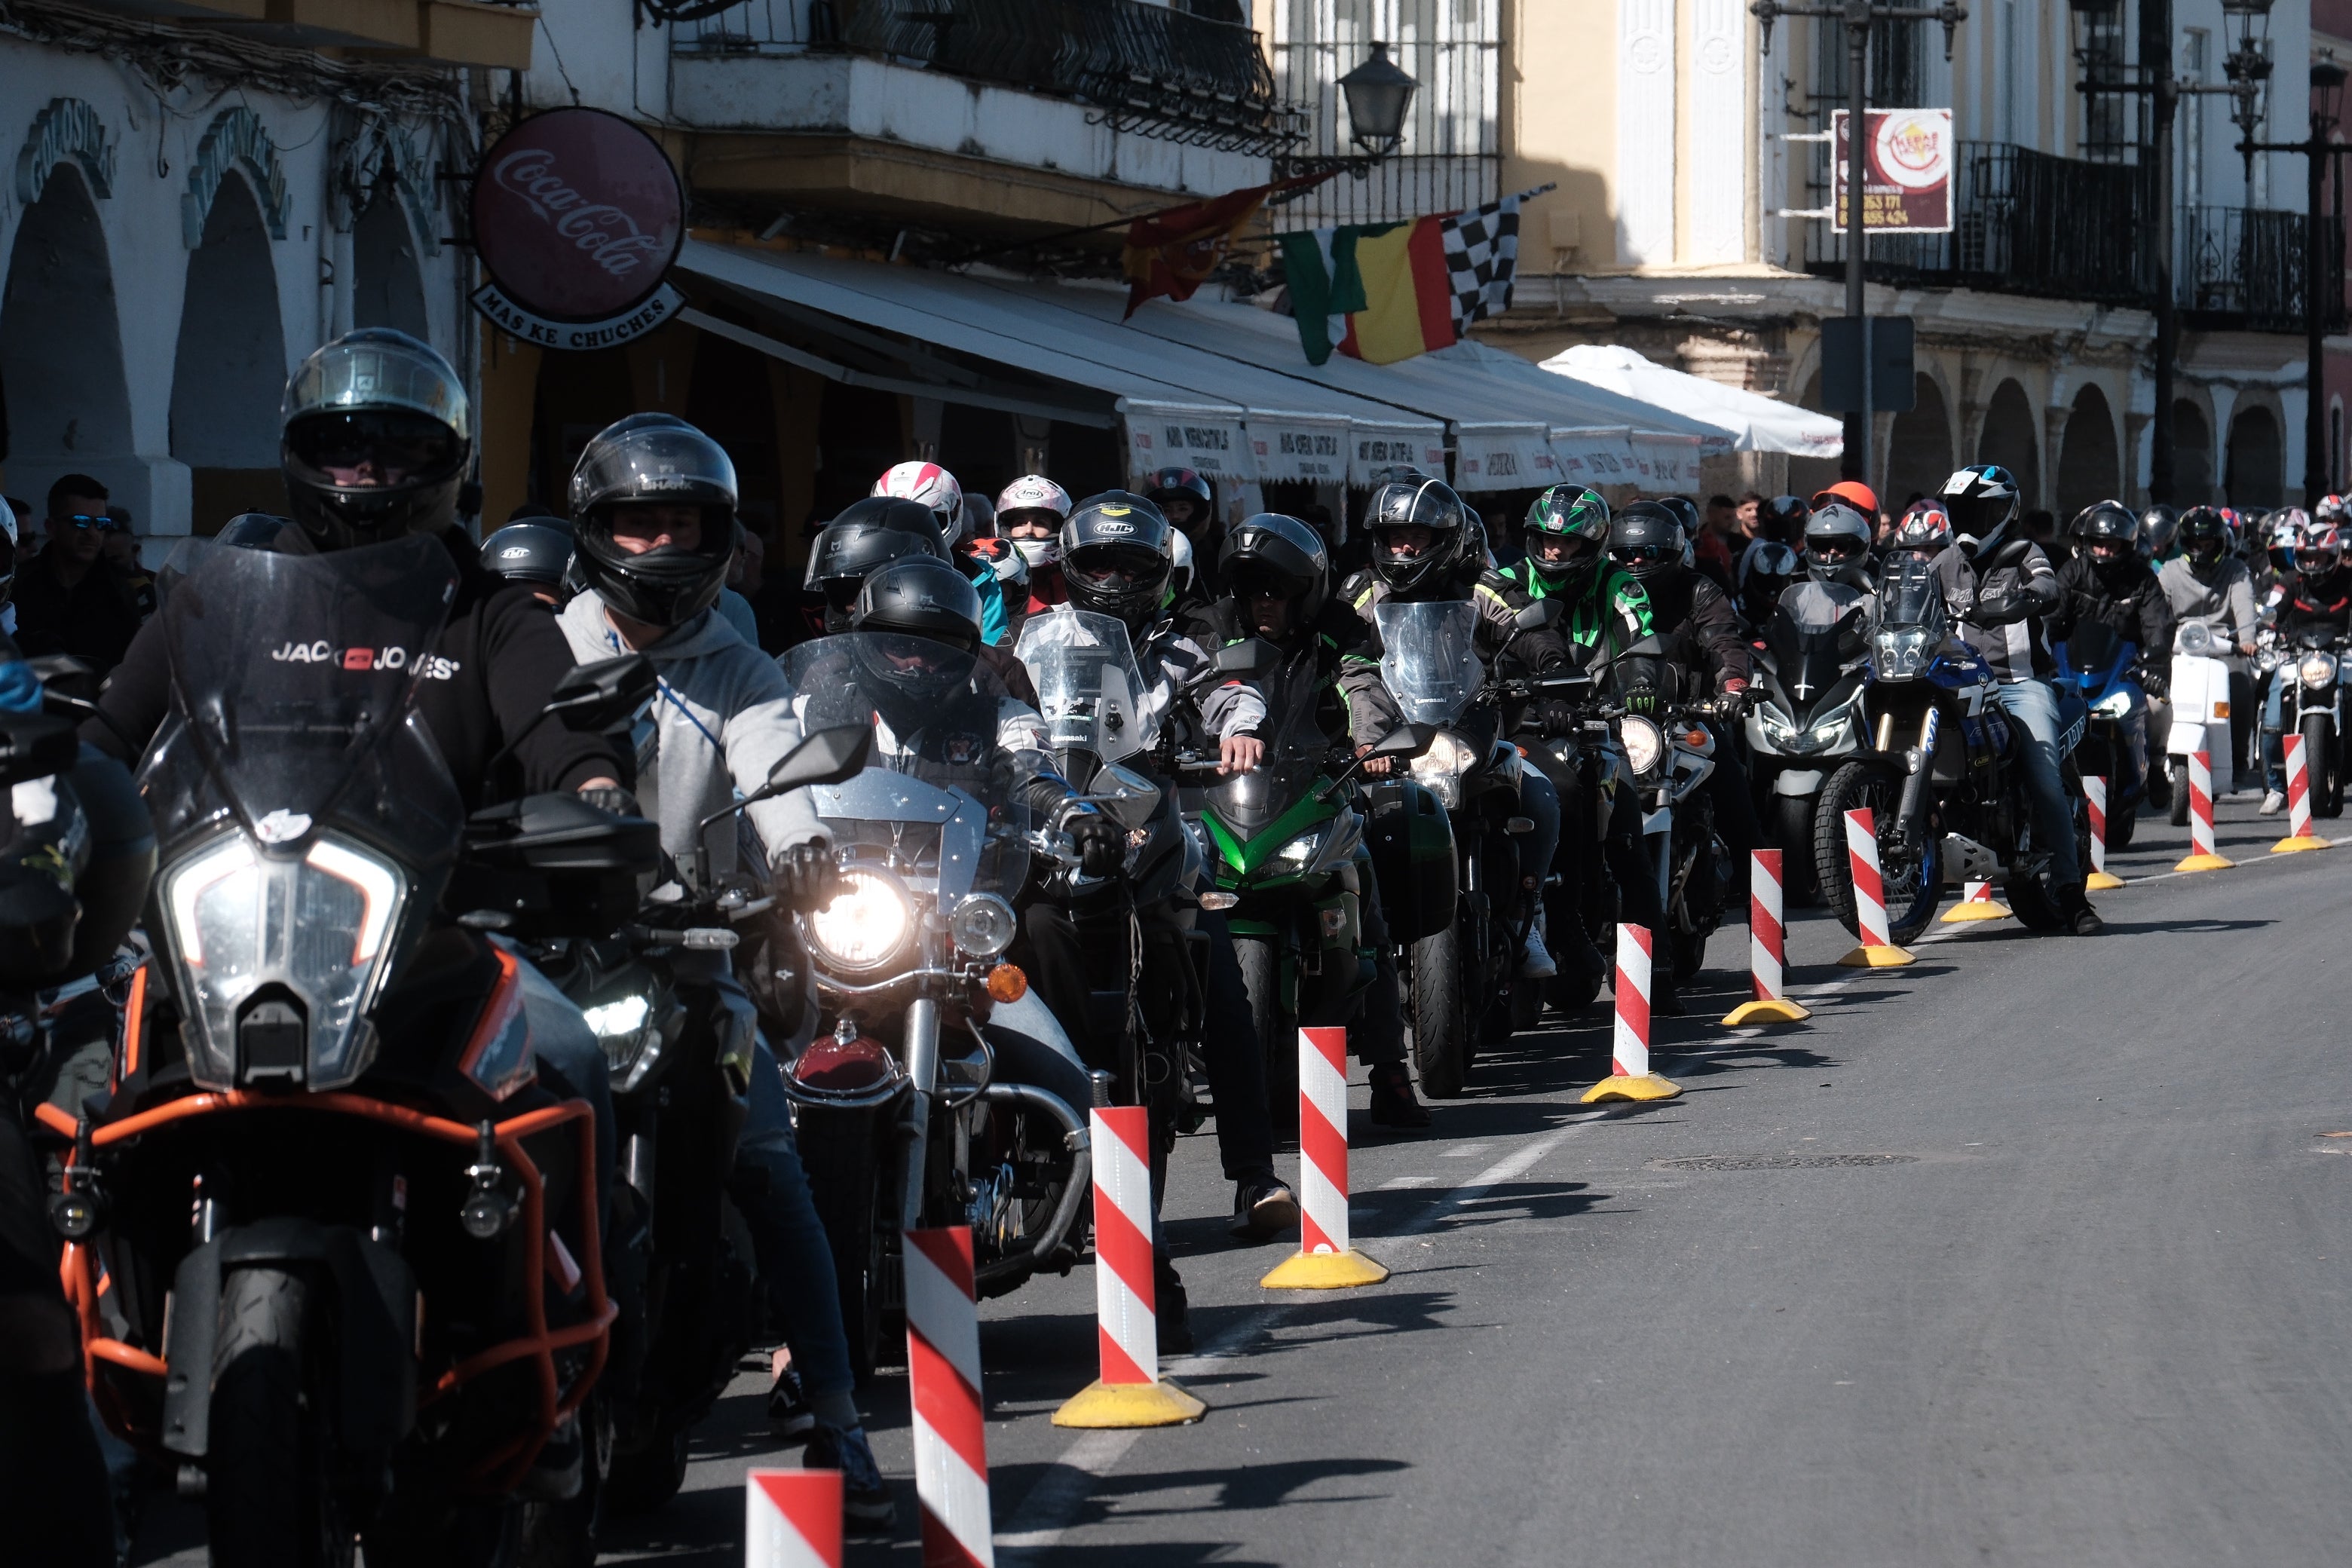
[1361,779,1457,945]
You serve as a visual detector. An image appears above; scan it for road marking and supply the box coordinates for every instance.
[1380,1174,1441,1189]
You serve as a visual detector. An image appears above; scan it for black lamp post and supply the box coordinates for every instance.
[1276,41,1419,185]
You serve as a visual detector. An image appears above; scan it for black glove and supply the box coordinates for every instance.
[1068,813,1126,880]
[2140,668,2167,700]
[1972,590,2021,625]
[577,786,642,818]
[1538,699,1579,737]
[772,841,840,910]
[1624,688,1661,717]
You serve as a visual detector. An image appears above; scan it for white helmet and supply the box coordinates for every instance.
[1167,528,1195,602]
[995,473,1072,568]
[874,461,966,544]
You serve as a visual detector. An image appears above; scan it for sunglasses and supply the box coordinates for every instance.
[60,513,119,532]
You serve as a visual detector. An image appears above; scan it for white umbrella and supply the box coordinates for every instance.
[1541,344,1844,458]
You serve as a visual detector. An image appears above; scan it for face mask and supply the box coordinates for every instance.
[1012,537,1060,568]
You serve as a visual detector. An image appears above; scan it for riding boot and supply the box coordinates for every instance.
[1367,1061,1432,1129]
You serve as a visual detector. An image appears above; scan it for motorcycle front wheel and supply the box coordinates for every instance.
[207,1267,354,1568]
[2304,715,2344,816]
[1408,921,1471,1099]
[1815,762,1943,944]
[798,1107,886,1386]
[1774,793,1821,905]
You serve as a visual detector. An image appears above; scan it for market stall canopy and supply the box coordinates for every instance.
[1541,344,1845,459]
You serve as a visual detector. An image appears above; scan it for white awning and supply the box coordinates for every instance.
[1542,344,1845,458]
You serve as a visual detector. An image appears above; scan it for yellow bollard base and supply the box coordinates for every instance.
[1260,1247,1390,1291]
[2173,851,2235,872]
[2084,869,2127,890]
[1052,1377,1207,1429]
[2271,835,2331,853]
[1579,1070,1685,1104]
[1722,997,1811,1027]
[1836,943,1916,968]
[1940,899,2011,922]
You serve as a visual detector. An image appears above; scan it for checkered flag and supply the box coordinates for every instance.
[1439,185,1550,333]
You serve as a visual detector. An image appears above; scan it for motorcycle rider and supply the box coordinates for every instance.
[1800,499,1878,599]
[481,516,575,606]
[1144,467,1223,605]
[1932,464,2100,935]
[2053,502,2176,681]
[809,497,1038,706]
[1337,473,1578,997]
[2258,525,2352,811]
[554,412,893,1518]
[996,473,1073,612]
[1189,511,1434,1134]
[872,461,1008,645]
[2139,504,2182,564]
[2160,506,2261,781]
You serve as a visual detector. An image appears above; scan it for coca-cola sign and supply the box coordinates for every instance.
[470,107,684,350]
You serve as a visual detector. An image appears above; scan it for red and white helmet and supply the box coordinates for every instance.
[2301,525,2344,574]
[873,461,966,544]
[2318,494,2350,527]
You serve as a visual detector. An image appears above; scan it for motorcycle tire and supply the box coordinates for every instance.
[1814,761,1943,944]
[207,1267,352,1568]
[2107,798,2138,850]
[366,1499,521,1568]
[2304,715,2344,816]
[1230,933,1296,1143]
[603,1423,688,1516]
[2169,759,2191,825]
[1408,921,1471,1099]
[2004,870,2065,931]
[516,1400,609,1568]
[1774,794,1821,905]
[797,1110,885,1386]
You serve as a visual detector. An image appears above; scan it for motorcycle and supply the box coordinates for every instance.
[2271,624,2349,816]
[2165,618,2237,825]
[1744,594,1870,904]
[48,537,660,1566]
[1816,552,2087,937]
[775,634,1095,1380]
[1606,636,1732,985]
[2054,620,2151,847]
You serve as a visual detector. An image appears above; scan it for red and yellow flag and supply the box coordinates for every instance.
[1120,173,1333,318]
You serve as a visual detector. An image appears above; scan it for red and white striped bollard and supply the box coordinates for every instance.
[2084,775,2125,890]
[1582,923,1683,1101]
[905,1227,994,1568]
[2175,749,2235,871]
[746,1469,841,1568]
[1941,876,2011,922]
[1723,849,1809,1025]
[1836,807,1916,966]
[2271,733,2332,852]
[1053,1107,1204,1426]
[1261,1027,1389,1288]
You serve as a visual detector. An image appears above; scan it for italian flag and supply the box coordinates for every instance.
[1279,217,1457,367]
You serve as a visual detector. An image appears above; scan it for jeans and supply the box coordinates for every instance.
[1517,766,1560,920]
[1197,911,1279,1178]
[736,1040,857,1422]
[2263,674,2289,791]
[1995,678,2084,890]
[1349,879,1408,1069]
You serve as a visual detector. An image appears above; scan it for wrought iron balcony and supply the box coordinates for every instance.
[672,0,1305,155]
[2179,206,2348,335]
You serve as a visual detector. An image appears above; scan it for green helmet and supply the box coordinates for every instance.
[1522,483,1611,593]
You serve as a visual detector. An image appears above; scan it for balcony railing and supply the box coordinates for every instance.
[671,0,1306,155]
[2180,205,2347,335]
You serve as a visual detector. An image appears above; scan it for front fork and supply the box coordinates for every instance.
[1892,706,1941,848]
[899,997,939,1234]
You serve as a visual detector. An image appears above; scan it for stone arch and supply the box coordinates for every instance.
[0,162,134,516]
[183,106,289,248]
[2171,398,2216,507]
[170,171,291,530]
[2225,404,2283,508]
[1975,377,2041,509]
[351,188,429,338]
[14,97,118,207]
[2055,383,2120,522]
[1885,372,1955,510]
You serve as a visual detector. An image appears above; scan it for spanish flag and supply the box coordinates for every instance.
[1121,172,1336,319]
[1278,217,1456,366]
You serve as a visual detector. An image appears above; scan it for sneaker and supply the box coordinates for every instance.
[1367,1062,1432,1129]
[767,1354,815,1440]
[806,1423,895,1531]
[1228,1177,1300,1241]
[2261,789,2286,816]
[1518,907,1557,978]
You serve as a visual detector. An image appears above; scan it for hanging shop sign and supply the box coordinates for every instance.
[1123,401,1253,484]
[1349,423,1450,487]
[1452,424,1562,493]
[470,106,685,351]
[1249,412,1352,483]
[1830,108,1953,235]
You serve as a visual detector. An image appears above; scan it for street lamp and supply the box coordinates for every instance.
[1339,41,1417,159]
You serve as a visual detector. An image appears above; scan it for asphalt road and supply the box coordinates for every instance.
[133,790,2352,1565]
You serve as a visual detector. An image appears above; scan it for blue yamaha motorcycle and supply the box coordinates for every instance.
[2053,620,2149,848]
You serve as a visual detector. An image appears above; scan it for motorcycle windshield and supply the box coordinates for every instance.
[1014,605,1157,761]
[2062,620,2128,675]
[1878,553,1946,632]
[1765,611,1852,711]
[1206,659,1328,838]
[778,634,1034,901]
[137,534,465,1092]
[1375,600,1484,727]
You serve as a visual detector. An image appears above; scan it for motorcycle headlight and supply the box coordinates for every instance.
[1408,731,1478,809]
[2300,652,2338,689]
[162,831,406,1092]
[2177,621,2216,657]
[2092,690,2134,718]
[1756,703,1799,745]
[1275,828,1326,871]
[1618,715,1665,781]
[1788,712,1852,755]
[948,893,1018,958]
[807,867,914,974]
[583,993,650,1040]
[580,989,665,1089]
[1873,626,1932,678]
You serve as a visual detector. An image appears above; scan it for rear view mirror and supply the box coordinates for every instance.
[1371,723,1435,760]
[0,712,80,786]
[547,654,657,733]
[1210,638,1282,681]
[1513,599,1565,632]
[764,725,874,797]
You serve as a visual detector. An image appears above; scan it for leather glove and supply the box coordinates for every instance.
[2141,669,2167,700]
[1538,699,1579,737]
[1069,813,1126,880]
[577,786,642,818]
[771,841,840,910]
[1972,590,2021,625]
[1624,688,1661,717]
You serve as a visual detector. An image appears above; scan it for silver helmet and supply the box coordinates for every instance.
[279,329,471,550]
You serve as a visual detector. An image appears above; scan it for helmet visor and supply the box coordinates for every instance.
[1609,541,1678,568]
[1807,536,1865,565]
[284,411,464,491]
[1064,542,1165,594]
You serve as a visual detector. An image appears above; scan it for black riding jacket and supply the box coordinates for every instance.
[1630,568,1751,691]
[2052,553,2175,659]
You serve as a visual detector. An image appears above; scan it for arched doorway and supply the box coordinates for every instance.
[2171,400,2214,507]
[0,164,134,524]
[2056,384,2120,522]
[170,174,290,531]
[2225,406,2282,508]
[1976,378,2041,507]
[1885,374,1954,510]
[351,191,428,338]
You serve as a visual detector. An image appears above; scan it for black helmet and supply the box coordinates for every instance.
[1220,513,1330,625]
[1143,467,1214,535]
[1758,494,1810,545]
[806,497,949,629]
[1607,500,1686,583]
[2138,504,2179,559]
[1364,473,1471,596]
[279,328,471,551]
[963,492,997,540]
[2072,501,2141,577]
[568,414,741,629]
[1802,501,1874,578]
[1061,492,1174,632]
[1521,483,1611,594]
[1653,496,1703,547]
[482,521,575,590]
[2179,505,2231,568]
[851,554,984,654]
[1938,464,2022,556]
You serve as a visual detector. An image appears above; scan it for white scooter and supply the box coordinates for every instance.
[2164,619,2236,825]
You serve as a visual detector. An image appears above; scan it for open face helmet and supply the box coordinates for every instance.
[1061,491,1174,632]
[1606,501,1686,583]
[1521,483,1611,595]
[872,461,966,544]
[280,328,471,550]
[1939,465,2021,556]
[1222,513,1330,628]
[1890,498,1953,554]
[569,413,741,628]
[1364,473,1471,596]
[1802,501,1874,578]
[995,474,1071,568]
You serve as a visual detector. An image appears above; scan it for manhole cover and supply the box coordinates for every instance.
[1654,1153,1920,1171]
